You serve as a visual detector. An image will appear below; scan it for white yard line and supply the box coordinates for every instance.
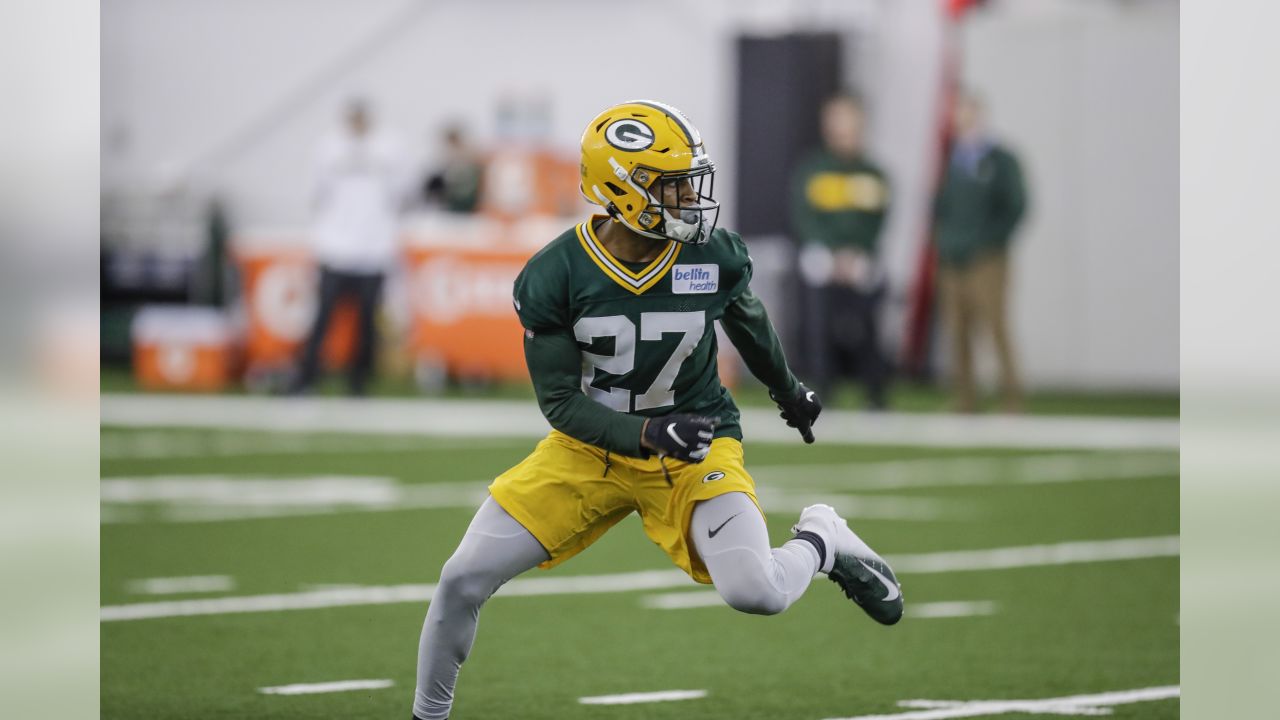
[752,452,1178,491]
[258,679,393,696]
[100,569,695,622]
[760,491,960,521]
[824,685,1179,720]
[99,450,1177,526]
[100,430,525,460]
[100,536,1177,622]
[99,476,494,524]
[908,601,998,619]
[99,476,948,524]
[889,536,1179,574]
[640,591,725,610]
[101,394,1178,450]
[640,592,998,619]
[101,475,403,505]
[578,689,707,705]
[126,575,235,595]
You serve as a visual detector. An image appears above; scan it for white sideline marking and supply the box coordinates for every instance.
[761,491,958,521]
[100,569,696,622]
[640,592,998,619]
[889,536,1179,574]
[101,475,403,505]
[99,476,946,524]
[258,679,393,696]
[579,689,707,705]
[126,575,235,595]
[100,536,1176,622]
[824,684,1178,719]
[908,601,997,619]
[100,451,1176,526]
[99,476,493,524]
[752,452,1178,491]
[641,591,725,609]
[101,430,524,460]
[101,394,1178,450]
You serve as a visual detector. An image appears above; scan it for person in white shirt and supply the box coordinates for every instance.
[291,99,409,395]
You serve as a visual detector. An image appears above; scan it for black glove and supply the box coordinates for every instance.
[642,413,716,463]
[770,383,822,444]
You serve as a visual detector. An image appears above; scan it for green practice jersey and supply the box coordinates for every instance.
[790,149,889,254]
[513,216,800,457]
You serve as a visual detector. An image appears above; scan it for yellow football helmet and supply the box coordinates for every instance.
[580,100,719,245]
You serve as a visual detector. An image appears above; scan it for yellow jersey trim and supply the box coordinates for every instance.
[576,218,681,295]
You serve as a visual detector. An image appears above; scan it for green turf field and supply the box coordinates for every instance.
[98,365,1181,418]
[100,423,1179,719]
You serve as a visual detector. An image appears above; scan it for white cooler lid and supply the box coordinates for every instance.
[132,305,234,345]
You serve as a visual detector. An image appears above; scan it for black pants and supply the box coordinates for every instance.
[801,282,890,409]
[293,266,384,396]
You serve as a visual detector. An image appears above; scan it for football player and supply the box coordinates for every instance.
[412,100,902,720]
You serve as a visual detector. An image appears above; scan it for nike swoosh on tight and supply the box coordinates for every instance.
[708,512,743,539]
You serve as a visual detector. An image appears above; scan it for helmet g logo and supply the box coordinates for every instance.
[604,119,655,152]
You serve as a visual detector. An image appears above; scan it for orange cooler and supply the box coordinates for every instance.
[132,306,237,391]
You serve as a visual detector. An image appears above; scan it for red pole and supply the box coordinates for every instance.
[901,0,975,377]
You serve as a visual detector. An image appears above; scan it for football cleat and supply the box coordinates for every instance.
[792,504,904,625]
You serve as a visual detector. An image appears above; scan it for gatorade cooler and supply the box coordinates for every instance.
[132,306,237,391]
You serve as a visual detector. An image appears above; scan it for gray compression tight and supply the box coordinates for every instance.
[413,497,548,720]
[412,492,820,719]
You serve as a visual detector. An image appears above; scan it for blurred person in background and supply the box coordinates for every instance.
[791,92,891,409]
[933,90,1028,413]
[421,123,484,214]
[289,99,409,396]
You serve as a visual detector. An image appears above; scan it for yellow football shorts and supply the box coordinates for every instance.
[488,430,762,584]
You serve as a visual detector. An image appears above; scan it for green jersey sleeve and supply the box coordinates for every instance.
[523,328,647,457]
[512,241,647,457]
[718,232,801,397]
[722,229,755,303]
[512,251,570,332]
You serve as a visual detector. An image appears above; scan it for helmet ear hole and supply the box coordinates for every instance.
[604,181,626,197]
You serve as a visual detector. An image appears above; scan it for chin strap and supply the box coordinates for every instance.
[603,203,705,244]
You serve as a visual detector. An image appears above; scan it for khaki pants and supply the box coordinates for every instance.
[937,252,1023,412]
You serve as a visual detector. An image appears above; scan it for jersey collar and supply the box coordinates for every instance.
[576,216,681,295]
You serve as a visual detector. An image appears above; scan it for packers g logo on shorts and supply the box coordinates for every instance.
[604,119,655,152]
[702,471,726,483]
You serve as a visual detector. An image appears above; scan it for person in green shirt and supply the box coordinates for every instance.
[411,100,903,720]
[421,123,484,214]
[933,91,1028,413]
[791,93,891,408]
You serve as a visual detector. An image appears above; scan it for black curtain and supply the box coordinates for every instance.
[734,33,843,237]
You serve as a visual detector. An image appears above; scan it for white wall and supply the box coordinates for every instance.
[959,1,1179,390]
[102,0,769,227]
[102,0,1178,391]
